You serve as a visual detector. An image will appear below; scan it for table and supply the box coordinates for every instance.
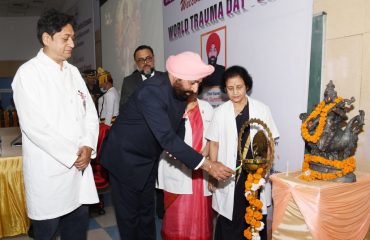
[271,171,370,240]
[0,127,29,238]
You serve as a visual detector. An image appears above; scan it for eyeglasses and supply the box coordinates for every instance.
[136,56,153,64]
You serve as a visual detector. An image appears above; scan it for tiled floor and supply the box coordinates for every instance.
[4,192,271,240]
[4,192,162,240]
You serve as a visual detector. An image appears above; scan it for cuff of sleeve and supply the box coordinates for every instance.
[79,138,96,158]
[194,157,206,170]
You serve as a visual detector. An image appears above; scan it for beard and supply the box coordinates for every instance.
[140,66,155,78]
[208,56,217,66]
[173,80,194,101]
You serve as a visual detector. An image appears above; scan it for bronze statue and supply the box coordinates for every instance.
[299,81,365,182]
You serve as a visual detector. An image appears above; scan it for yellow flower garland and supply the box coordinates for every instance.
[300,154,356,181]
[301,97,343,143]
[244,168,264,239]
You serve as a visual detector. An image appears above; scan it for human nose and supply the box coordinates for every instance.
[68,37,75,48]
[191,83,199,93]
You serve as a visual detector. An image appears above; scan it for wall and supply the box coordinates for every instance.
[163,0,313,172]
[101,0,164,92]
[313,0,370,172]
[0,17,39,108]
[0,17,40,61]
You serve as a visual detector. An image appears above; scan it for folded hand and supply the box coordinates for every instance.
[74,146,93,171]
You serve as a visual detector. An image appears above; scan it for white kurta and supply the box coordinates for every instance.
[12,49,99,220]
[157,99,213,196]
[205,97,279,220]
[98,86,120,125]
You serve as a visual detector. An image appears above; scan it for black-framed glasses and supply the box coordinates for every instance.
[136,56,153,64]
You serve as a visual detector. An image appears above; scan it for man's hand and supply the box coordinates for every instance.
[74,146,93,171]
[201,159,234,181]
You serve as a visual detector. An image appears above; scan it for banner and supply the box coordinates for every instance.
[163,0,313,172]
[68,0,96,72]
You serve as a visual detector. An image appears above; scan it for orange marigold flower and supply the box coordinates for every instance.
[247,174,254,181]
[253,173,262,180]
[254,211,263,220]
[301,97,343,143]
[255,220,262,228]
[244,228,252,239]
[250,219,257,226]
[300,154,356,181]
[245,215,253,223]
[246,194,253,201]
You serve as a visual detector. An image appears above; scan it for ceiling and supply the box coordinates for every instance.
[0,0,76,17]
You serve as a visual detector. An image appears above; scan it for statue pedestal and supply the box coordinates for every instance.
[270,171,370,240]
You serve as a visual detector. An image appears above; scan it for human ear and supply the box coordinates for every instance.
[42,32,51,46]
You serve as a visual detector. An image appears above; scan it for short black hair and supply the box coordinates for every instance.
[37,9,76,46]
[222,65,253,92]
[134,45,154,58]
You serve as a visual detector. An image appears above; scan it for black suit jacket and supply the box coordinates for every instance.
[119,70,164,112]
[101,74,203,190]
[202,64,225,87]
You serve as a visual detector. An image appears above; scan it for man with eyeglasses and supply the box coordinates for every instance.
[119,45,164,110]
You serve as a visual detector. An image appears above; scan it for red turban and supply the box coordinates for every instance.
[206,32,221,56]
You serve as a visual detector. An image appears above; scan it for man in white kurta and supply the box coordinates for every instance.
[12,9,98,240]
[93,69,120,190]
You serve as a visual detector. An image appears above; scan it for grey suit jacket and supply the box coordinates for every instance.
[119,70,164,111]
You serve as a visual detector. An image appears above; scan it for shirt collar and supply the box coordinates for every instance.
[36,48,69,71]
[106,86,115,93]
[141,71,155,80]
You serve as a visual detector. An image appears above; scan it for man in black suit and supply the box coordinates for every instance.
[119,45,164,109]
[119,45,165,219]
[101,52,234,240]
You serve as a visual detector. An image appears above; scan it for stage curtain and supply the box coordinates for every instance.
[271,172,370,240]
[0,156,29,238]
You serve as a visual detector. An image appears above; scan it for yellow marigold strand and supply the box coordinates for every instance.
[244,168,264,238]
[300,154,356,181]
[301,97,343,143]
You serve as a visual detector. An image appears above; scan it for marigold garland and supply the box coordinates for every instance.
[300,154,356,181]
[301,97,343,143]
[244,168,265,239]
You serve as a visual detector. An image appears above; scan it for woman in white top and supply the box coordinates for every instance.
[206,66,279,240]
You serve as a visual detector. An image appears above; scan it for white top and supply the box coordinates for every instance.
[157,99,213,196]
[98,87,120,125]
[205,97,279,220]
[12,49,99,220]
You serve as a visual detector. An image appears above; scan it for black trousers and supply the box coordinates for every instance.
[110,173,156,240]
[155,189,164,219]
[31,205,89,240]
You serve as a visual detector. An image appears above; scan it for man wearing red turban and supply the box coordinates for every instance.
[200,32,227,107]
